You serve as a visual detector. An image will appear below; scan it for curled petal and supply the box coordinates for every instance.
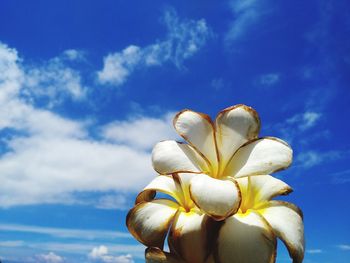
[259,201,305,263]
[136,175,184,205]
[174,110,218,169]
[152,140,209,175]
[145,247,185,263]
[215,211,276,263]
[237,175,292,209]
[215,104,260,170]
[169,210,220,263]
[225,137,293,178]
[126,199,179,248]
[189,174,241,220]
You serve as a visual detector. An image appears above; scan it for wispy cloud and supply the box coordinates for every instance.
[337,244,350,251]
[23,51,87,107]
[0,240,26,247]
[268,110,323,145]
[257,73,280,87]
[330,169,350,184]
[0,240,144,262]
[0,224,131,240]
[286,111,321,131]
[97,8,211,86]
[88,246,134,263]
[226,0,271,45]
[306,249,323,254]
[226,0,260,42]
[295,150,343,169]
[34,252,65,263]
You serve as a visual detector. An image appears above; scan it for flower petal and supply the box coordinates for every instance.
[136,175,184,205]
[259,201,304,263]
[152,140,209,174]
[168,210,220,263]
[174,173,196,210]
[225,137,292,178]
[215,211,276,263]
[174,110,218,169]
[145,247,185,263]
[236,175,292,210]
[126,199,179,248]
[215,104,260,171]
[189,174,241,220]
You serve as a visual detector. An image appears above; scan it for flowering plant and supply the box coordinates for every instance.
[127,104,304,263]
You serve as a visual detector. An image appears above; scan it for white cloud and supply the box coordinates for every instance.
[0,42,87,109]
[11,241,144,257]
[0,240,26,247]
[0,135,153,207]
[227,0,259,42]
[94,194,129,210]
[306,249,323,254]
[287,111,321,131]
[23,51,87,106]
[295,150,342,169]
[258,73,280,86]
[62,49,85,61]
[211,78,226,91]
[0,240,144,262]
[268,110,323,145]
[97,9,211,86]
[0,42,177,208]
[0,224,131,240]
[330,169,350,184]
[337,244,350,251]
[101,112,176,150]
[89,246,134,263]
[226,0,270,44]
[97,45,141,86]
[89,246,109,258]
[35,252,64,263]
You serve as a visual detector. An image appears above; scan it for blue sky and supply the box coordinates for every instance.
[0,0,349,262]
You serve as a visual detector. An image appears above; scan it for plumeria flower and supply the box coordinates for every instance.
[215,174,304,263]
[127,174,304,263]
[152,104,293,220]
[127,175,304,263]
[127,104,304,263]
[127,173,218,263]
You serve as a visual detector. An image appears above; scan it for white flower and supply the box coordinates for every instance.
[127,104,304,263]
[127,173,216,263]
[152,104,293,220]
[127,175,304,263]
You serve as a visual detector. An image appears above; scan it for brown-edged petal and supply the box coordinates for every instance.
[152,140,210,175]
[126,199,178,248]
[189,174,241,220]
[174,110,218,171]
[145,247,185,263]
[215,211,276,263]
[215,104,260,172]
[168,210,218,263]
[224,137,292,178]
[258,201,304,263]
[136,175,184,205]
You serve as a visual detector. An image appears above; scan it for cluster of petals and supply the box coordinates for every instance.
[127,104,305,263]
